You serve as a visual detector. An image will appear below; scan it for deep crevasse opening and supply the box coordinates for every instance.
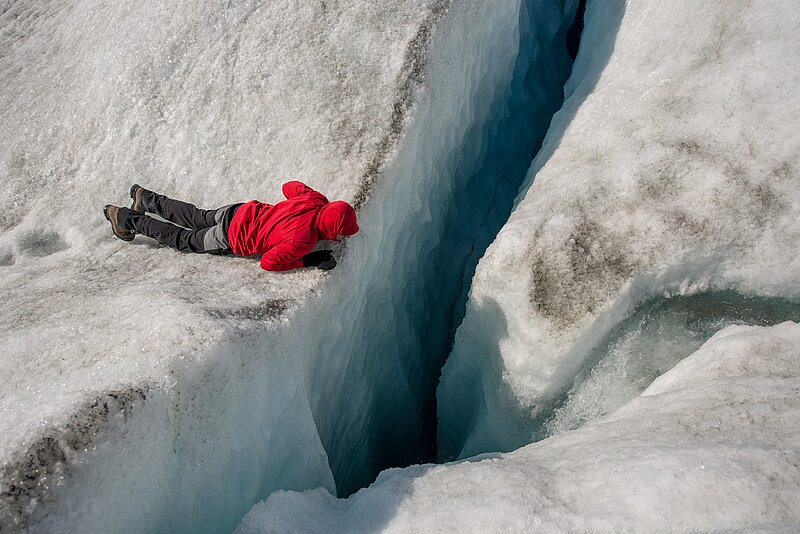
[301,0,581,496]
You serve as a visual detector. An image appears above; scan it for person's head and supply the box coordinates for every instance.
[317,201,359,241]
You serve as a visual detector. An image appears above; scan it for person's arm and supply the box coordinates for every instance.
[260,243,336,271]
[282,181,315,199]
[260,242,305,271]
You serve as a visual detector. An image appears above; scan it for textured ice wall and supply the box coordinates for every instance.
[0,0,443,531]
[438,0,800,458]
[285,0,576,496]
[238,321,800,533]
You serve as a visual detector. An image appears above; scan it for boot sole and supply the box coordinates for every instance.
[104,205,135,241]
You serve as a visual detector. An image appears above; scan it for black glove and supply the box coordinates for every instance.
[302,250,337,270]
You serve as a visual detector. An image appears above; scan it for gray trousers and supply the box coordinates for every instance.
[118,188,242,254]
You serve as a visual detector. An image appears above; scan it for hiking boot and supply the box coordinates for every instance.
[103,205,135,241]
[130,184,145,213]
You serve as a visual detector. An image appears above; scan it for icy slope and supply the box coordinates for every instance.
[238,321,800,533]
[0,0,435,453]
[0,0,445,530]
[439,0,800,458]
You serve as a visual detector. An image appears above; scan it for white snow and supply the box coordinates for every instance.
[238,322,800,533]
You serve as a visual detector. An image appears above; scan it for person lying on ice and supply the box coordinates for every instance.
[103,181,359,271]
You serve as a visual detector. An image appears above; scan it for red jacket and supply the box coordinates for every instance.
[227,181,359,271]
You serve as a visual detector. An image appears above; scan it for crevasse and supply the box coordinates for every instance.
[300,0,582,496]
[1,0,583,531]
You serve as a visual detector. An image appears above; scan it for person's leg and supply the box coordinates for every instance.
[131,185,217,230]
[200,203,242,254]
[117,207,212,253]
[115,204,240,254]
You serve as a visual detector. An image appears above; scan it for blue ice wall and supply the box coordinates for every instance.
[303,0,579,495]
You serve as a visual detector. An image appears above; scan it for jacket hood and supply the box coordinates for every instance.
[316,201,359,240]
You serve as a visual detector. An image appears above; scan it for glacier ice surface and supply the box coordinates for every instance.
[2,0,800,531]
[438,0,800,459]
[241,0,800,531]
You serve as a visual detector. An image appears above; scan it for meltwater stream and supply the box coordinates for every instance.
[439,290,800,460]
[545,292,800,437]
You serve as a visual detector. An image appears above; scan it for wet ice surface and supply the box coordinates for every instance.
[544,292,800,437]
